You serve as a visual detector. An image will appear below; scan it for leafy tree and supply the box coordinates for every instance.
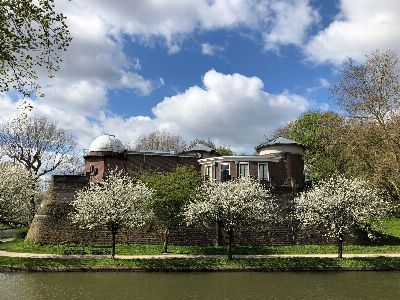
[133,130,187,153]
[275,111,348,180]
[0,163,37,226]
[185,177,278,259]
[71,171,153,258]
[188,138,235,156]
[1,0,72,96]
[0,114,79,177]
[139,166,201,253]
[295,176,391,258]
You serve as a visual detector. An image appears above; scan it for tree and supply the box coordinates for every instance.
[138,166,201,253]
[71,171,153,258]
[133,130,187,153]
[275,111,348,180]
[188,138,235,156]
[185,177,278,259]
[0,163,37,226]
[0,114,79,177]
[332,50,400,125]
[331,50,400,197]
[1,0,72,96]
[294,176,391,258]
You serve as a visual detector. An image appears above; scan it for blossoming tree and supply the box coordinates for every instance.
[0,163,37,225]
[185,177,278,259]
[295,176,391,258]
[71,171,153,258]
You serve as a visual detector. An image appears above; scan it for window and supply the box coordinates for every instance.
[205,165,213,180]
[238,163,249,178]
[90,164,95,174]
[258,163,269,181]
[220,163,230,182]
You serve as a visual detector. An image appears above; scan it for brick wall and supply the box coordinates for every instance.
[27,175,366,246]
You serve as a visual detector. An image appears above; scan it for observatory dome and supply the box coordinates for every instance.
[89,134,125,153]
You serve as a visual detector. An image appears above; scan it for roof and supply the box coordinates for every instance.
[89,134,125,153]
[185,143,214,152]
[198,154,282,164]
[255,136,303,151]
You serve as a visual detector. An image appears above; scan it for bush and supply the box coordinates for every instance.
[16,227,28,239]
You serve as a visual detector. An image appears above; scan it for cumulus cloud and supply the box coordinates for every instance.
[1,70,309,153]
[305,0,400,64]
[77,0,318,53]
[153,70,309,152]
[263,0,319,50]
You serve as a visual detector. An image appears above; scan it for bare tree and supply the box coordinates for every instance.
[133,130,187,153]
[332,50,400,125]
[0,115,79,177]
[332,50,400,197]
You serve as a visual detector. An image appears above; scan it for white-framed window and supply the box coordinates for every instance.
[238,163,249,178]
[220,163,230,182]
[205,164,213,181]
[258,163,269,181]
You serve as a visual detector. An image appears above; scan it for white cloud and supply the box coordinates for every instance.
[152,70,309,152]
[1,70,310,154]
[318,78,330,88]
[305,0,400,64]
[263,0,320,50]
[201,43,225,56]
[77,0,318,53]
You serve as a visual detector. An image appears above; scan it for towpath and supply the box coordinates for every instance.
[1,250,400,260]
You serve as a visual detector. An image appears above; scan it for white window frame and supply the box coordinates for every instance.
[258,163,269,181]
[238,162,249,178]
[220,163,230,175]
[205,164,213,181]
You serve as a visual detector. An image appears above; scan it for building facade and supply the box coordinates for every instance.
[27,135,312,246]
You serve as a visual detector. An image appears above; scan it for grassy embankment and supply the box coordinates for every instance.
[1,256,400,272]
[1,218,400,271]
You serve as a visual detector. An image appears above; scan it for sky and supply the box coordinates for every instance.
[1,0,399,154]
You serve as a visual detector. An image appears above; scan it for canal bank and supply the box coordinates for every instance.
[2,255,400,272]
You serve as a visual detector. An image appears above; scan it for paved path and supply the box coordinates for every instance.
[1,250,400,260]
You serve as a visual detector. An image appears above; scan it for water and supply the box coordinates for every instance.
[1,272,400,299]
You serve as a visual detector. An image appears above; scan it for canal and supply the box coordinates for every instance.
[1,271,400,299]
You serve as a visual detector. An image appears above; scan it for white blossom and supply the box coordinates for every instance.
[295,176,391,241]
[71,171,153,231]
[0,163,37,224]
[185,177,278,235]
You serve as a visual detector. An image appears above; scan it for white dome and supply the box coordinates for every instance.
[89,135,125,153]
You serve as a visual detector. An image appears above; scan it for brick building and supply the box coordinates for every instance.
[83,134,305,189]
[27,135,309,246]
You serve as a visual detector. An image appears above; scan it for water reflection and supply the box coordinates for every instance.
[1,272,400,299]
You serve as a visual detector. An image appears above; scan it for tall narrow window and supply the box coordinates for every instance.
[239,163,249,178]
[205,165,212,181]
[220,163,230,182]
[258,163,269,181]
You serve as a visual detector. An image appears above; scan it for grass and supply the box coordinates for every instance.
[2,239,400,256]
[0,223,14,230]
[1,256,400,272]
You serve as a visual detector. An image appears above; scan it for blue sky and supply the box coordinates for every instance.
[1,0,398,153]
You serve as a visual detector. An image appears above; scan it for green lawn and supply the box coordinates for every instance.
[2,217,400,256]
[1,256,400,271]
[2,239,400,256]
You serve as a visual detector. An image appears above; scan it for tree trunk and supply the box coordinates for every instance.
[337,230,344,258]
[111,227,117,259]
[216,220,223,246]
[227,226,234,260]
[163,227,170,253]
